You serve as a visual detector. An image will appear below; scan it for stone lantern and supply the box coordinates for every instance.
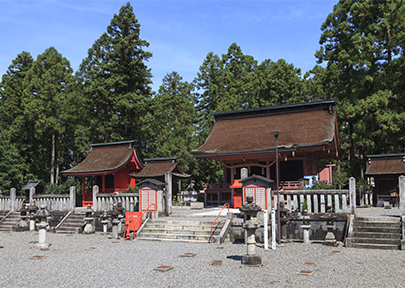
[321,205,338,246]
[100,209,109,235]
[34,205,50,248]
[17,204,29,231]
[239,195,262,266]
[27,200,39,231]
[301,210,311,244]
[83,204,95,234]
[108,204,121,239]
[279,202,290,243]
[116,201,125,236]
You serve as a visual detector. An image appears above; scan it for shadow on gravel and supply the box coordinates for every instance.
[227,255,243,261]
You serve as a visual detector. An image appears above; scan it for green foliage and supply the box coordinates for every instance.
[44,179,80,195]
[315,0,405,179]
[0,130,22,194]
[145,72,197,174]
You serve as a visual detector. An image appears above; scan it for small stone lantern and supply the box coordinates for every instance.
[34,205,50,248]
[279,202,290,243]
[83,204,95,234]
[321,205,338,247]
[239,195,262,266]
[117,201,125,236]
[27,200,39,231]
[301,210,311,244]
[17,204,29,231]
[100,209,109,235]
[108,204,121,239]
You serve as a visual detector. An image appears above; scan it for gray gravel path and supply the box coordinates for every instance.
[1,229,405,287]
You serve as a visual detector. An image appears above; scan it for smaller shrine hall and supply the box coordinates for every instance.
[365,153,405,206]
[131,157,190,216]
[191,99,341,208]
[62,140,143,207]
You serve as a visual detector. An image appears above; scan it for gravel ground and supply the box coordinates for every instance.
[1,207,404,288]
[1,229,405,288]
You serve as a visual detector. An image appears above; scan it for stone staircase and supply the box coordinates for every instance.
[136,218,226,243]
[350,216,401,250]
[0,212,20,232]
[55,212,86,234]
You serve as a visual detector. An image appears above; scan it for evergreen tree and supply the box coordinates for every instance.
[315,0,405,178]
[22,47,74,184]
[76,2,153,149]
[0,130,22,194]
[147,72,197,174]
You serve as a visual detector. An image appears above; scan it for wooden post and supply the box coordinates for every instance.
[165,172,172,216]
[10,188,16,212]
[399,175,405,217]
[70,186,76,212]
[92,185,99,211]
[349,177,356,215]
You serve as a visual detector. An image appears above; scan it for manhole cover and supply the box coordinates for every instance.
[154,266,174,272]
[30,255,47,260]
[212,260,222,266]
[179,253,197,257]
[297,270,314,276]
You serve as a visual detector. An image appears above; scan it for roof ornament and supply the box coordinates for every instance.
[128,143,132,149]
[328,104,332,114]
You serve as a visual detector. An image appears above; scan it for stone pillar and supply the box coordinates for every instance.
[241,168,248,180]
[165,172,172,216]
[29,187,35,207]
[349,177,356,215]
[69,186,76,212]
[10,188,16,212]
[92,185,99,211]
[359,185,364,207]
[400,175,405,217]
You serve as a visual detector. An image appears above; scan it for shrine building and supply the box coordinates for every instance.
[62,140,143,207]
[191,99,341,208]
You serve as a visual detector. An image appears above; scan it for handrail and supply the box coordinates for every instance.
[211,203,229,243]
[142,203,156,218]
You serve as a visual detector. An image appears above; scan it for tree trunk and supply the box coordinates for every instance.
[50,132,55,184]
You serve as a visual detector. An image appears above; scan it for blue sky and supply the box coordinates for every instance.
[1,0,337,92]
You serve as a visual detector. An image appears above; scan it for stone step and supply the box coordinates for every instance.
[353,232,401,239]
[142,227,222,236]
[354,221,400,228]
[137,232,213,242]
[136,237,208,244]
[351,243,400,250]
[150,220,216,226]
[351,237,400,245]
[353,226,401,233]
[355,217,399,222]
[145,224,222,231]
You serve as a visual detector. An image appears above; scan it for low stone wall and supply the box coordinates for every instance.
[230,213,348,243]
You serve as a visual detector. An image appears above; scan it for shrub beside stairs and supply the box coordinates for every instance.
[346,216,401,250]
[136,218,228,243]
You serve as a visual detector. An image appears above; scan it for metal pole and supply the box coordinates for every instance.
[276,136,281,244]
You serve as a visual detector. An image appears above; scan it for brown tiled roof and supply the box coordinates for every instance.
[192,106,338,157]
[365,154,405,175]
[62,141,142,175]
[131,158,190,178]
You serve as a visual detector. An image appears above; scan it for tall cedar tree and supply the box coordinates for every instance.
[147,72,197,178]
[316,0,405,179]
[75,2,153,152]
[0,52,33,188]
[22,47,74,184]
